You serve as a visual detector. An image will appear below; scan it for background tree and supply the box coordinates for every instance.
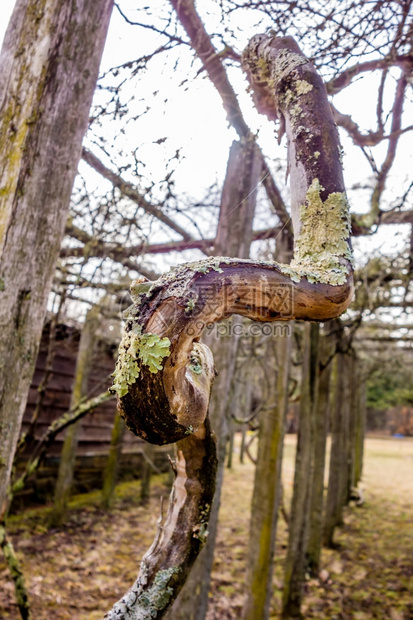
[0,0,114,517]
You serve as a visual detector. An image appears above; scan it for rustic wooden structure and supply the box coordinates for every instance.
[12,320,169,510]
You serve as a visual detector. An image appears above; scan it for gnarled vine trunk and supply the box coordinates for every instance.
[105,33,353,619]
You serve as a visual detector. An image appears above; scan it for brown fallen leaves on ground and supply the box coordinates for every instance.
[0,436,412,619]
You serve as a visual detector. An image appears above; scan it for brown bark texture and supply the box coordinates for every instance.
[0,0,114,515]
[107,34,354,618]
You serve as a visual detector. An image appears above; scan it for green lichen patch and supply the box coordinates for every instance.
[112,326,171,398]
[188,351,203,374]
[279,178,352,286]
[282,88,295,108]
[277,263,301,283]
[283,80,312,111]
[185,298,196,313]
[290,103,303,118]
[139,334,171,373]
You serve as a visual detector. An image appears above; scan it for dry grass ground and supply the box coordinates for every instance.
[0,435,412,619]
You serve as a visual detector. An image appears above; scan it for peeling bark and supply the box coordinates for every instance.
[106,34,353,618]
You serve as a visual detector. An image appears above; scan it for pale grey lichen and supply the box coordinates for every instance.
[188,257,225,274]
[282,88,295,108]
[136,566,180,617]
[295,79,313,95]
[290,103,303,118]
[130,278,154,302]
[278,178,353,286]
[266,47,307,85]
[106,563,181,620]
[167,256,230,279]
[112,326,171,397]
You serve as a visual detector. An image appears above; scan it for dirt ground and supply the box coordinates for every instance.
[0,435,412,619]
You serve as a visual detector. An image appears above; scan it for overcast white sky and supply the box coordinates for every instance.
[1,0,411,271]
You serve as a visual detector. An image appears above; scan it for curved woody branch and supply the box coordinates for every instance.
[105,34,354,619]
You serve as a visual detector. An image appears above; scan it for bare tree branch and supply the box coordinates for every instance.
[82,148,193,241]
[169,0,292,237]
[63,222,159,280]
[331,102,413,148]
[326,55,413,94]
